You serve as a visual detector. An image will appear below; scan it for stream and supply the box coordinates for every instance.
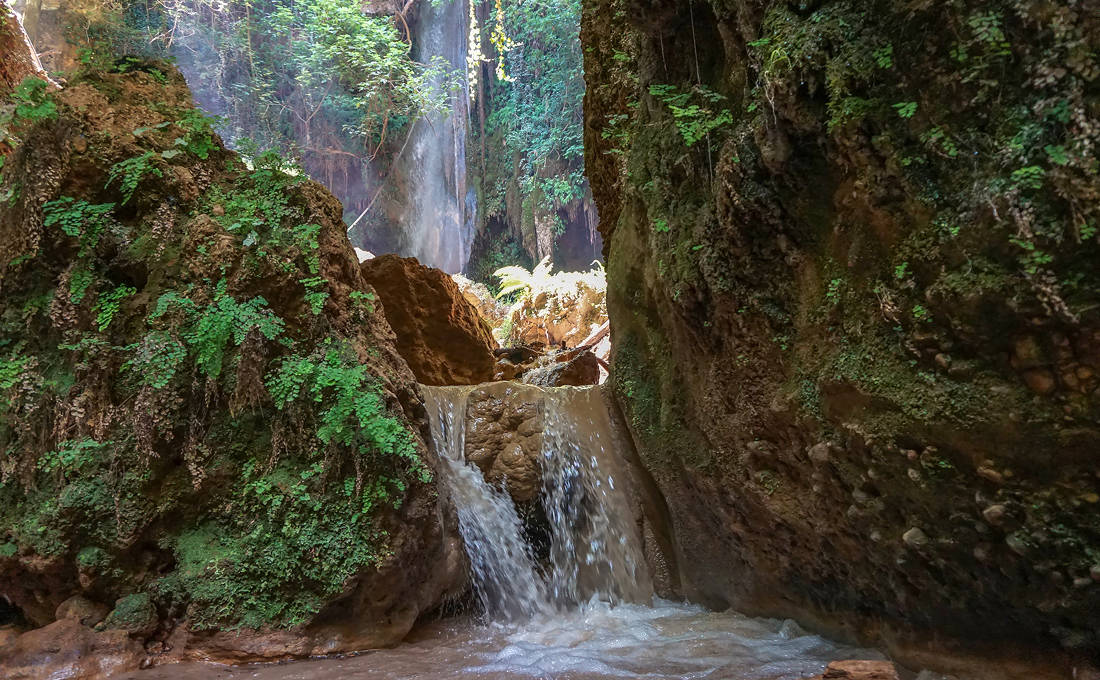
[118,385,885,680]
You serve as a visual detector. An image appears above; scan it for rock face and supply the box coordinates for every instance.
[0,618,144,680]
[464,384,545,504]
[362,254,498,385]
[0,64,463,669]
[583,0,1100,675]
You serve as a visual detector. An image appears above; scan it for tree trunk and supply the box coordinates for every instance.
[0,0,51,96]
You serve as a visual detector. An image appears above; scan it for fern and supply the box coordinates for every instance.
[151,280,285,379]
[42,197,116,257]
[494,255,553,299]
[94,284,136,331]
[106,152,163,205]
[122,331,187,389]
[185,280,285,378]
[266,343,427,482]
[10,77,56,124]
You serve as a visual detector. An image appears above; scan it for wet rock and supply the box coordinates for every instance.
[902,527,930,548]
[821,660,900,680]
[1012,335,1046,369]
[464,385,544,503]
[523,349,601,387]
[361,254,497,385]
[55,596,109,628]
[1005,533,1030,556]
[0,618,144,679]
[976,466,1004,485]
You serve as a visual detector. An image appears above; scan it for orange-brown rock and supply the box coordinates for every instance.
[820,660,900,680]
[0,618,144,680]
[361,255,497,386]
[523,349,601,387]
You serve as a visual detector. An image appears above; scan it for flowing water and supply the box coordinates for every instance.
[121,383,884,680]
[400,0,476,274]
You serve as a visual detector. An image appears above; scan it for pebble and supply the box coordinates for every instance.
[907,468,922,482]
[808,442,831,464]
[903,527,930,548]
[977,467,1004,485]
[981,504,1007,525]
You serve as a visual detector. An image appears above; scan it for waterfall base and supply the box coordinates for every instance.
[116,601,886,680]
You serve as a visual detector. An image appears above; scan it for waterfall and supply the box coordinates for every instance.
[423,386,548,620]
[403,0,477,274]
[422,384,651,621]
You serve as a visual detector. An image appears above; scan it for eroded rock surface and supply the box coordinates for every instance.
[583,0,1100,675]
[362,254,498,385]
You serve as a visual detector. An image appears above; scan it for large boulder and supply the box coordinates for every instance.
[362,254,497,385]
[0,618,144,680]
[0,63,462,666]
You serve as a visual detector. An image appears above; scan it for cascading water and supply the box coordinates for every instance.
[402,0,477,274]
[421,384,650,618]
[422,386,547,620]
[538,388,652,607]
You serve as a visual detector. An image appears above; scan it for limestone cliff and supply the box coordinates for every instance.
[583,0,1100,675]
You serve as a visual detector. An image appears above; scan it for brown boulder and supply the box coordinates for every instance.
[55,595,109,628]
[523,350,601,387]
[0,618,144,680]
[464,384,543,502]
[361,255,497,385]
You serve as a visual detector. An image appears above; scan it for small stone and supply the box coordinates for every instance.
[1090,565,1100,582]
[934,353,951,370]
[808,442,831,464]
[1005,533,1029,556]
[907,468,922,482]
[977,467,1004,485]
[981,504,1007,526]
[903,527,930,548]
[1022,369,1057,395]
[901,449,918,460]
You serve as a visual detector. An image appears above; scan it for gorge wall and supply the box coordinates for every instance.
[583,0,1100,675]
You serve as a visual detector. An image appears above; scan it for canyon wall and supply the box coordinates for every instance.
[583,0,1100,675]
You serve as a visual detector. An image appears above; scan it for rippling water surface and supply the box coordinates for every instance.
[122,600,882,680]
